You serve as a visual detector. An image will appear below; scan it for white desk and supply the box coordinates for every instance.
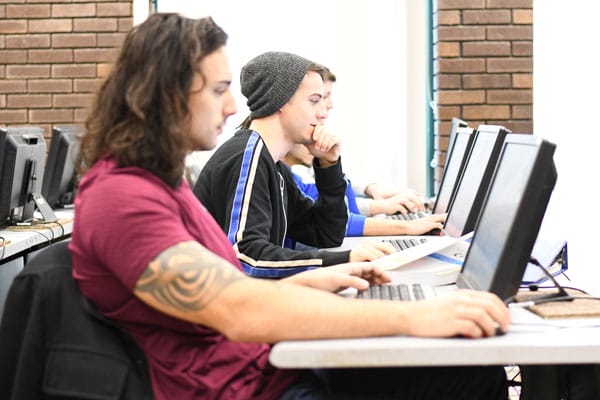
[270,308,600,368]
[270,307,600,399]
[0,209,74,262]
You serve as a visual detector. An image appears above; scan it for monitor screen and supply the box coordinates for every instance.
[0,127,55,226]
[443,125,510,237]
[457,134,557,301]
[433,127,474,214]
[42,125,82,208]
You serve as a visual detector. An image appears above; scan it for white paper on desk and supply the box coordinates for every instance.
[371,235,462,271]
[387,240,470,286]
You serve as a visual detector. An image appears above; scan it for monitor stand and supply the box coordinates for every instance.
[19,193,58,225]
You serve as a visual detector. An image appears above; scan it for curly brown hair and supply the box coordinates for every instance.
[79,13,228,187]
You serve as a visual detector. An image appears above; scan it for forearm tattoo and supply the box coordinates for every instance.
[136,241,245,312]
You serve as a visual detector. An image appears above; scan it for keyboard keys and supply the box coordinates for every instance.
[356,283,425,302]
[387,238,428,251]
[389,211,430,221]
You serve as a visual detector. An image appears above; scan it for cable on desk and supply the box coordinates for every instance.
[31,229,52,243]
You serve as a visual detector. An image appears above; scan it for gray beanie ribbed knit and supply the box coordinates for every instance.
[241,51,313,120]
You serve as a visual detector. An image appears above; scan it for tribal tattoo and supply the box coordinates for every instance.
[135,241,245,312]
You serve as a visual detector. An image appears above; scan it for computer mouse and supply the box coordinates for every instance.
[425,228,442,236]
[455,326,505,339]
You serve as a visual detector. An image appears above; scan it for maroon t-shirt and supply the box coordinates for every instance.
[70,158,298,400]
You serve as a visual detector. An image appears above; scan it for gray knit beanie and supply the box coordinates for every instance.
[241,51,313,120]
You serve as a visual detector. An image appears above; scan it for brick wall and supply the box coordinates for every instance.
[0,0,133,141]
[432,0,533,185]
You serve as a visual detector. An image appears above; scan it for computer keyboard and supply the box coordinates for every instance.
[387,237,428,251]
[388,210,430,221]
[356,283,426,301]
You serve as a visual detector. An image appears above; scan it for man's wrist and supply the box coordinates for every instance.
[364,182,376,197]
[316,157,339,168]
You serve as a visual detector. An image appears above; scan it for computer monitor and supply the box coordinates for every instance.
[432,126,474,214]
[457,134,557,301]
[42,125,82,208]
[446,117,469,157]
[0,127,57,227]
[443,124,510,237]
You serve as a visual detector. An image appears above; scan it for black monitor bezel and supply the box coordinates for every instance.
[433,126,474,214]
[443,124,511,237]
[457,134,557,301]
[41,125,82,208]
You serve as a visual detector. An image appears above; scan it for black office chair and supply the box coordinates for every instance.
[0,241,154,400]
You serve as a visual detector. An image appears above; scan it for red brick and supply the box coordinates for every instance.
[436,42,460,57]
[74,18,117,32]
[29,108,73,123]
[437,90,485,105]
[97,63,113,78]
[0,49,27,63]
[487,0,532,8]
[6,64,49,78]
[6,4,50,18]
[463,10,511,24]
[437,10,461,25]
[437,106,462,120]
[97,2,131,17]
[0,110,27,123]
[0,19,27,33]
[487,57,532,73]
[513,9,533,24]
[463,73,511,89]
[5,34,50,48]
[0,95,5,108]
[438,0,485,9]
[7,94,51,108]
[462,41,510,56]
[487,26,532,41]
[97,32,126,47]
[52,33,96,48]
[52,3,96,18]
[437,26,486,41]
[28,49,73,63]
[28,79,72,93]
[53,93,93,108]
[512,105,532,119]
[487,89,532,104]
[0,79,26,93]
[74,78,103,92]
[74,107,91,122]
[0,5,5,19]
[437,74,462,89]
[29,19,73,33]
[512,41,532,56]
[438,122,455,139]
[74,48,119,63]
[52,64,96,78]
[502,120,533,133]
[463,105,510,119]
[25,0,71,3]
[512,73,532,88]
[436,58,486,73]
[118,17,133,32]
[0,65,4,78]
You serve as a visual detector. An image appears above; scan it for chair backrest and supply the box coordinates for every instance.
[0,241,154,400]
